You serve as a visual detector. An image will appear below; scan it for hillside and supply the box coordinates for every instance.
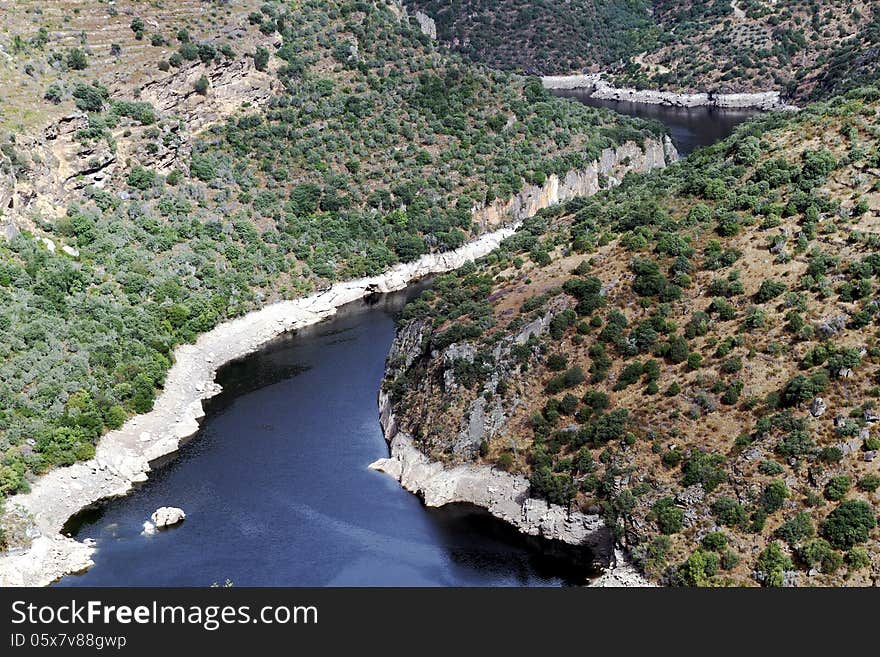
[0,0,660,537]
[406,0,656,75]
[384,88,880,586]
[407,0,880,101]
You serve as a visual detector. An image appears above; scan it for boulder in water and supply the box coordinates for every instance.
[151,507,186,528]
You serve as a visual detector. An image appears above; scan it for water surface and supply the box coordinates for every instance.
[552,88,760,155]
[58,289,593,587]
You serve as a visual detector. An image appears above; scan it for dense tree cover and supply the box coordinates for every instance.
[388,87,880,586]
[408,0,657,74]
[0,0,659,505]
[411,0,880,101]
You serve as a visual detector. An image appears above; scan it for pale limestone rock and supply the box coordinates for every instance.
[370,390,614,561]
[541,73,797,111]
[151,507,186,528]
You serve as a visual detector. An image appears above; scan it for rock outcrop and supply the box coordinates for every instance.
[151,507,186,528]
[139,56,276,137]
[370,390,615,561]
[590,549,655,587]
[472,137,677,230]
[391,2,438,39]
[542,73,797,111]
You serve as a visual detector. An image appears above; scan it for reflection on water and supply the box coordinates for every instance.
[551,88,761,155]
[57,287,595,587]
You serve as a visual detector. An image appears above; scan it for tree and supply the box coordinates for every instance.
[193,75,209,95]
[653,497,683,534]
[681,451,727,492]
[712,496,748,528]
[190,154,217,182]
[72,82,108,112]
[754,279,786,303]
[760,480,789,514]
[127,166,156,191]
[254,46,270,72]
[66,48,88,70]
[821,500,876,549]
[825,475,851,501]
[755,541,792,587]
[775,512,814,545]
[677,549,719,586]
[44,83,63,104]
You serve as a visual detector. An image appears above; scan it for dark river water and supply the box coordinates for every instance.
[551,88,760,155]
[58,288,593,586]
[57,97,753,587]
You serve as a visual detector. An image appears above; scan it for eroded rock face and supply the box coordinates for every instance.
[151,507,186,528]
[370,390,614,562]
[541,73,796,111]
[139,57,276,136]
[471,138,678,230]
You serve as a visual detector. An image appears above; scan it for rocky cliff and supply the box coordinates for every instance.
[472,137,676,230]
[542,74,797,111]
[370,334,615,562]
[371,138,676,575]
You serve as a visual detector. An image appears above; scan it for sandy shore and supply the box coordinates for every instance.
[543,73,799,111]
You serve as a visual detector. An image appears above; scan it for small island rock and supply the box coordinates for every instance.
[151,507,186,528]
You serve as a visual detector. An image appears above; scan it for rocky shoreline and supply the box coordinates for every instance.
[370,391,618,563]
[368,140,676,586]
[0,138,672,587]
[542,73,799,111]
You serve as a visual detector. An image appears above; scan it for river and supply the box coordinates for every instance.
[551,88,760,155]
[56,99,757,587]
[57,288,593,586]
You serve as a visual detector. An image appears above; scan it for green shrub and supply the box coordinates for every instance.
[825,475,852,501]
[821,500,876,549]
[755,542,792,587]
[127,166,156,191]
[845,546,871,570]
[700,532,728,552]
[66,48,88,70]
[798,538,842,574]
[760,480,789,514]
[677,549,719,586]
[254,46,270,71]
[194,75,209,95]
[681,451,727,492]
[775,511,814,545]
[857,474,880,492]
[653,497,684,535]
[712,496,748,528]
[72,82,108,112]
[754,280,787,303]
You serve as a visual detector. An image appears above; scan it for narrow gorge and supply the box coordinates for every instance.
[0,138,675,586]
